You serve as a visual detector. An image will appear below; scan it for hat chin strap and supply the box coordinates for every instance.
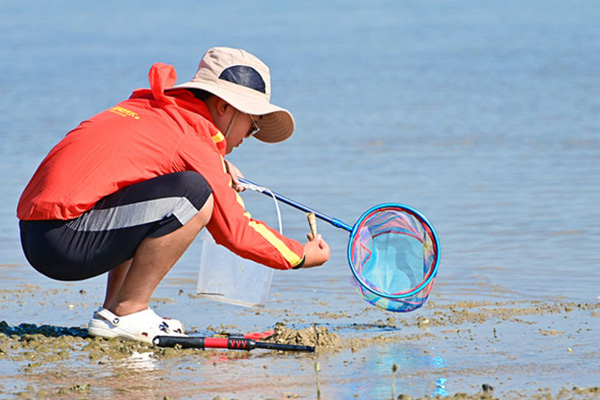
[223,110,238,139]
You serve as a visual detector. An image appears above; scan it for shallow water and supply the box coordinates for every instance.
[1,0,599,399]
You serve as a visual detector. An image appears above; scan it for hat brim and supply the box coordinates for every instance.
[172,81,295,143]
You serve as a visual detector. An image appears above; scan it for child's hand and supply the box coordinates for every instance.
[302,234,330,268]
[224,160,245,192]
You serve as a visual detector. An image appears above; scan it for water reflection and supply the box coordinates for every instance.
[113,350,158,372]
[435,377,449,397]
[341,343,449,399]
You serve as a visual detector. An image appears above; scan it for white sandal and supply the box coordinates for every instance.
[88,307,187,344]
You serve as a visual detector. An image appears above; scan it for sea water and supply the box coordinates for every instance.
[2,0,597,304]
[1,1,599,398]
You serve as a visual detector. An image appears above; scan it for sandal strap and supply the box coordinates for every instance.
[95,308,121,326]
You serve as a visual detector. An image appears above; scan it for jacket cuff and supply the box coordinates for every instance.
[291,255,306,270]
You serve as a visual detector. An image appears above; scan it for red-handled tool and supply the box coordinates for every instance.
[153,335,315,353]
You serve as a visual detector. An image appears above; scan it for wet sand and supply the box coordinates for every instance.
[1,281,599,400]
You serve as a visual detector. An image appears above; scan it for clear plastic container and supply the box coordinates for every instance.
[196,230,274,307]
[197,183,285,307]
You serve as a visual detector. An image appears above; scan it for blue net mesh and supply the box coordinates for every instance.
[348,205,439,312]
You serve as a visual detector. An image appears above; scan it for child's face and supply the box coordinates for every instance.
[225,112,260,154]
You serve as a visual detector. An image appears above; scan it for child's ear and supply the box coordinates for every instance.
[218,99,229,115]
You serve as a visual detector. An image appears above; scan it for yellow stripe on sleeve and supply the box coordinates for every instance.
[212,131,225,144]
[237,191,302,267]
[247,220,304,267]
[225,165,302,268]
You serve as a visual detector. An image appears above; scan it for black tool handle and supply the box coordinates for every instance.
[153,336,315,353]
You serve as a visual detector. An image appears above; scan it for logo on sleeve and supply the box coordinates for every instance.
[109,106,140,120]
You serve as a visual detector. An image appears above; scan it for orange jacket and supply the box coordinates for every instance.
[17,63,304,270]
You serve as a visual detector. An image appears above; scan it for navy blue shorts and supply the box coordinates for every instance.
[19,171,213,281]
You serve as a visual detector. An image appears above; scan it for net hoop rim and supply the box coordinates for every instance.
[346,203,441,300]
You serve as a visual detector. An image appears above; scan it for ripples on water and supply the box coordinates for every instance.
[1,0,598,304]
[1,1,599,397]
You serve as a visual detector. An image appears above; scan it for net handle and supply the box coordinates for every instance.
[238,178,353,232]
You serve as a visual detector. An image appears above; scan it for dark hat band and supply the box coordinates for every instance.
[219,65,266,94]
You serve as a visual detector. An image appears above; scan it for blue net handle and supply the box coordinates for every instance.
[238,178,353,231]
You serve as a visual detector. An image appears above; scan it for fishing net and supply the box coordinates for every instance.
[348,204,440,312]
[237,178,441,313]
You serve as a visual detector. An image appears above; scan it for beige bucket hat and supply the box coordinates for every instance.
[172,47,295,143]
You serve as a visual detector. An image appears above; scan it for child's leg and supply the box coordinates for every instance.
[106,195,213,316]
